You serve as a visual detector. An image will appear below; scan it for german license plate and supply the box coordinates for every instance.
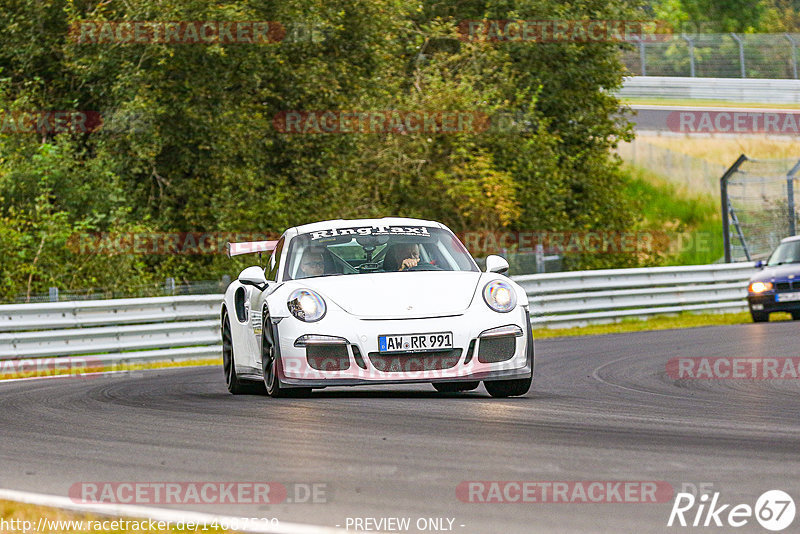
[378,332,453,353]
[776,292,800,302]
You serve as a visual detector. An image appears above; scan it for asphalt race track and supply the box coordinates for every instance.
[2,322,799,533]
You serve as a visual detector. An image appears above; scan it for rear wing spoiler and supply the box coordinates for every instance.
[227,240,278,257]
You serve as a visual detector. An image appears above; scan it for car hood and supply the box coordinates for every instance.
[300,271,482,319]
[750,264,800,282]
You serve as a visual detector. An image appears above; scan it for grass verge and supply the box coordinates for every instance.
[635,135,800,166]
[620,163,723,265]
[532,310,794,339]
[622,98,800,110]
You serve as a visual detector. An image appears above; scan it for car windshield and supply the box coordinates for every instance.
[767,240,800,266]
[283,225,479,280]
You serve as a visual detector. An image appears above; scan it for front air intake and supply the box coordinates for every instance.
[477,336,516,363]
[368,349,462,372]
[306,345,351,371]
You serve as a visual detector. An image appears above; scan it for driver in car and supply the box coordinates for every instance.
[297,247,326,278]
[396,243,421,271]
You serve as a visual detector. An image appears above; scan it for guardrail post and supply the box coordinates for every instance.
[48,287,58,302]
[730,33,746,78]
[165,277,176,295]
[721,154,749,263]
[535,244,545,274]
[787,34,799,80]
[681,34,695,77]
[635,36,647,76]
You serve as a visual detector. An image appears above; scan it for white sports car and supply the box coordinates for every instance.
[221,217,533,398]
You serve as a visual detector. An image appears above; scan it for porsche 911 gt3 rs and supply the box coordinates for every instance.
[221,217,534,397]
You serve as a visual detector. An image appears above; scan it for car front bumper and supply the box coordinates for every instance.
[747,292,800,314]
[275,307,533,387]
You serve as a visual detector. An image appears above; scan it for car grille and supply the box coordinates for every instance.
[477,336,516,363]
[306,345,351,371]
[775,281,796,291]
[368,349,462,372]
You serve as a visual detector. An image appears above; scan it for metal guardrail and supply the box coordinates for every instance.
[619,76,800,104]
[0,295,222,370]
[516,263,756,327]
[0,263,758,372]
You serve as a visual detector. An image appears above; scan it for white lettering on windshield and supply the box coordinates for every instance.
[309,226,431,240]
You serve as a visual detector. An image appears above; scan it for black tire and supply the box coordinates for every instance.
[791,311,800,321]
[262,310,311,398]
[222,311,256,395]
[484,316,535,398]
[432,381,480,393]
[484,376,532,398]
[751,311,769,323]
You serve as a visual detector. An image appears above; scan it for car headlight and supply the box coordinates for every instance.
[483,280,517,313]
[287,289,326,322]
[748,281,773,293]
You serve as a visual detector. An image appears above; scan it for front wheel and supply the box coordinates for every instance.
[751,311,769,323]
[262,311,311,398]
[484,376,532,398]
[791,311,800,320]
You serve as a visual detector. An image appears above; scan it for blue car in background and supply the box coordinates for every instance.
[747,235,800,322]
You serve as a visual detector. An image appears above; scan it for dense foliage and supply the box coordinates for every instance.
[646,0,800,32]
[1,0,649,300]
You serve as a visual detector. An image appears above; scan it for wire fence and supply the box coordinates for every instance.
[622,33,800,79]
[722,157,800,261]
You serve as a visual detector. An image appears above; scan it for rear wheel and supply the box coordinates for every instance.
[751,311,769,323]
[262,310,311,398]
[484,376,532,398]
[222,311,256,395]
[432,381,479,393]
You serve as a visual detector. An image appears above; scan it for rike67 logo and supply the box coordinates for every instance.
[668,490,795,531]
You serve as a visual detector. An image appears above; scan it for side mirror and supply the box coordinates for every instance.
[485,255,509,275]
[238,266,268,290]
[755,260,764,269]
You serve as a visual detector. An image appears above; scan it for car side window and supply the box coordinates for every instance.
[267,237,285,281]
